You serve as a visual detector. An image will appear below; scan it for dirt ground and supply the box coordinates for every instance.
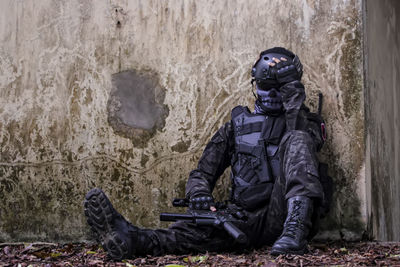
[1,241,400,266]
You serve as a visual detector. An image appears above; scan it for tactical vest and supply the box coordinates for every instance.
[230,106,286,211]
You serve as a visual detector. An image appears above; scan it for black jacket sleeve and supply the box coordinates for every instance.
[185,121,234,199]
[281,80,325,150]
[280,80,306,131]
[297,108,326,151]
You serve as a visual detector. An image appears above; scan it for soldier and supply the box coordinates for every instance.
[84,47,327,260]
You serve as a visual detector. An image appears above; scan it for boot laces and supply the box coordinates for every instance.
[283,200,304,239]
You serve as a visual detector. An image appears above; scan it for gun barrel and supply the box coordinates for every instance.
[222,221,247,244]
[195,218,216,225]
[318,92,323,115]
[160,212,194,222]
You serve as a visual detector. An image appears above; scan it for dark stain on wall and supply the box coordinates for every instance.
[107,70,169,147]
[171,140,191,153]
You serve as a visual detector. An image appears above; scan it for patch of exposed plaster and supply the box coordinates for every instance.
[107,70,169,147]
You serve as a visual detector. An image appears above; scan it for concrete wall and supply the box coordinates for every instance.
[0,0,365,242]
[364,0,400,241]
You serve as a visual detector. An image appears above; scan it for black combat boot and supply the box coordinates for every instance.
[270,196,313,255]
[84,188,155,260]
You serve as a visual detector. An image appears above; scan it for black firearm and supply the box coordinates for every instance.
[160,198,248,244]
[318,92,323,116]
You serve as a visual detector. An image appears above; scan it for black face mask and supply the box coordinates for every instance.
[254,85,283,115]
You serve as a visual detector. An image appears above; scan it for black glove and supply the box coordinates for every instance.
[268,56,302,86]
[189,195,215,210]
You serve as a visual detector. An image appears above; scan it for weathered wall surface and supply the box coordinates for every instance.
[0,0,364,242]
[364,0,400,241]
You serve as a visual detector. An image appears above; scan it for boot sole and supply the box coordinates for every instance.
[84,188,129,260]
[270,246,308,256]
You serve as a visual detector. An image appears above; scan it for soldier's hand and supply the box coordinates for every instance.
[189,195,216,211]
[268,57,301,85]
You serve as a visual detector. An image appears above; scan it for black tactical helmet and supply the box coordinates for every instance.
[251,47,303,89]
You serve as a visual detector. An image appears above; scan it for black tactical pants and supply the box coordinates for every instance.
[141,130,324,255]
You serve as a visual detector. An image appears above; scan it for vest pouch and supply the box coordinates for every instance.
[233,183,274,211]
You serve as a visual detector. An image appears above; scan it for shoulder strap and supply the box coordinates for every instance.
[260,114,286,145]
[232,106,263,136]
[231,105,249,119]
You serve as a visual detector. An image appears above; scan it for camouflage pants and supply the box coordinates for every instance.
[142,130,324,255]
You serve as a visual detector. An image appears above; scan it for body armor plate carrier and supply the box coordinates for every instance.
[231,106,286,211]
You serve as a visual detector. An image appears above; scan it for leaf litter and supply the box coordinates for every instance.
[0,241,400,266]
